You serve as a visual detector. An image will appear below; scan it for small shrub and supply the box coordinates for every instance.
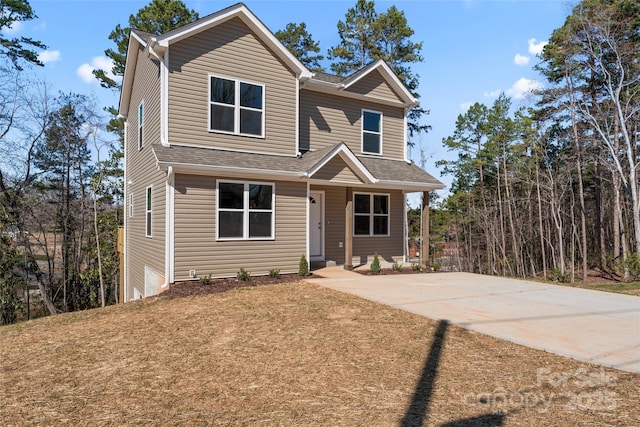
[392,259,403,272]
[298,254,310,277]
[236,268,251,281]
[432,262,441,272]
[549,267,567,283]
[268,268,280,278]
[199,274,212,286]
[624,253,640,280]
[412,263,422,272]
[370,252,381,275]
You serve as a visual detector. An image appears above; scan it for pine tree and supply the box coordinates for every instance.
[275,22,324,71]
[328,0,429,144]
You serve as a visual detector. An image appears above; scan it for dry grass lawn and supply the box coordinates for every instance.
[1,281,638,426]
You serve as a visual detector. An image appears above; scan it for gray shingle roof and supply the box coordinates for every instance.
[152,144,444,190]
[131,29,155,44]
[359,157,444,188]
[311,72,345,84]
[153,144,308,174]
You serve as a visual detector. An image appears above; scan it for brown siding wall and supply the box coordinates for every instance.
[346,70,403,102]
[168,18,297,156]
[299,90,405,159]
[312,157,364,184]
[313,185,346,265]
[174,174,307,279]
[352,189,405,265]
[311,186,404,266]
[125,46,166,300]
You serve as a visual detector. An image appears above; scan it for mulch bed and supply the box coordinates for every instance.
[158,273,309,299]
[356,267,438,276]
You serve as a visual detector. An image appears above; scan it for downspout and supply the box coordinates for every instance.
[148,37,170,147]
[122,119,128,301]
[163,165,175,288]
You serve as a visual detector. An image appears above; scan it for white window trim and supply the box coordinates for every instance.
[138,101,144,150]
[216,179,275,241]
[208,74,266,138]
[145,185,152,238]
[361,108,383,155]
[353,192,390,237]
[129,193,134,218]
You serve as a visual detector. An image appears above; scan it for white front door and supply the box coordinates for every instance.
[309,191,324,261]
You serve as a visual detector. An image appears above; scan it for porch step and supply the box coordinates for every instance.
[310,260,337,270]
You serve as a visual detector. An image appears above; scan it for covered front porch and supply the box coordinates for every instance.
[307,184,434,270]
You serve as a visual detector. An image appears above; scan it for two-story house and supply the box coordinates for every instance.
[119,2,444,299]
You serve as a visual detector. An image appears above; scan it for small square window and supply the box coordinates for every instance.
[217,181,274,240]
[353,193,389,236]
[210,76,264,137]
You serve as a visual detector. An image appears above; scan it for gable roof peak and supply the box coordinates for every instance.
[307,59,418,107]
[153,2,312,79]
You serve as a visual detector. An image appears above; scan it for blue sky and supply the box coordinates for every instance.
[12,0,571,198]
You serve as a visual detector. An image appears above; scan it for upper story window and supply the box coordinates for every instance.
[209,75,264,138]
[361,109,382,155]
[138,101,144,150]
[217,180,274,240]
[354,193,389,236]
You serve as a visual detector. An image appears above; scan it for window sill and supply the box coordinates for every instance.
[216,237,275,242]
[208,129,265,139]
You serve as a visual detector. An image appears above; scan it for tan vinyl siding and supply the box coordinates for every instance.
[168,17,297,155]
[125,45,166,300]
[312,157,364,184]
[312,185,346,265]
[311,186,404,266]
[346,70,403,103]
[174,174,306,279]
[300,89,405,159]
[352,189,404,264]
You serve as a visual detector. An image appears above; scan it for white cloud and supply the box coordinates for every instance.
[38,50,61,64]
[506,77,543,99]
[528,38,548,55]
[514,53,530,66]
[460,102,473,112]
[77,63,95,83]
[3,20,23,35]
[77,56,115,84]
[484,89,501,98]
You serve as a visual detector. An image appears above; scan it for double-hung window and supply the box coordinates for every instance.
[137,101,144,150]
[354,193,389,236]
[209,76,264,137]
[362,109,382,154]
[145,186,152,237]
[217,181,274,240]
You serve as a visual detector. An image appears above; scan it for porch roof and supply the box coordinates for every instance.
[152,143,444,191]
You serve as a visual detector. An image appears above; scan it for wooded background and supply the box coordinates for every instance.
[1,0,638,324]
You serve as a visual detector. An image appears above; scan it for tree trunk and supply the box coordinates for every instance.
[594,159,607,270]
[535,162,547,280]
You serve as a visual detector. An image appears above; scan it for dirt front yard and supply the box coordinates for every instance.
[1,281,637,426]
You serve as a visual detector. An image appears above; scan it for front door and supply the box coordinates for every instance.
[309,191,324,261]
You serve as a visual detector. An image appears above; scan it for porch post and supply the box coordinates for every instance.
[345,187,353,270]
[421,191,430,268]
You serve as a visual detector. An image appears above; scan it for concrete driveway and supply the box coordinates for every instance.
[306,269,640,373]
